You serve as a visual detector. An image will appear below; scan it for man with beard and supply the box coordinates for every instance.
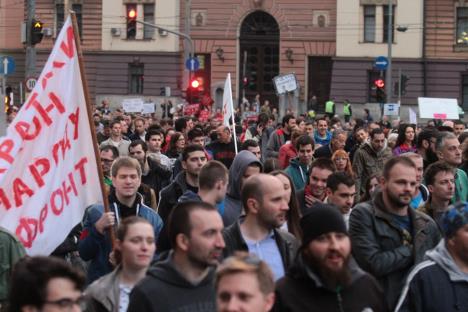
[416,128,439,170]
[436,131,468,203]
[296,158,335,214]
[128,201,225,312]
[273,204,385,312]
[349,157,441,310]
[223,174,299,281]
[353,128,392,201]
[266,114,296,158]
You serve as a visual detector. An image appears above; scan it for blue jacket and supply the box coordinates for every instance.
[78,194,163,284]
[284,158,309,191]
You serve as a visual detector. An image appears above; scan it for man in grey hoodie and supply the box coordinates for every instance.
[395,202,468,312]
[223,150,263,226]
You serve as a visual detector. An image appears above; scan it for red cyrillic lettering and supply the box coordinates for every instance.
[68,108,80,140]
[15,217,38,248]
[29,158,50,188]
[13,178,34,207]
[0,188,11,210]
[75,157,88,184]
[0,139,14,164]
[50,189,64,215]
[14,117,42,140]
[60,26,75,58]
[52,125,71,165]
[38,204,48,233]
[62,172,78,205]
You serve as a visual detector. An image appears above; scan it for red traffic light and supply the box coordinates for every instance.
[374,79,385,89]
[127,8,137,19]
[190,79,200,89]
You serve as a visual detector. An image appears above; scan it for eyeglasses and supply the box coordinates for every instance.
[334,157,347,161]
[43,296,86,311]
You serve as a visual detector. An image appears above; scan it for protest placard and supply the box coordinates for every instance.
[418,97,459,119]
[122,98,144,113]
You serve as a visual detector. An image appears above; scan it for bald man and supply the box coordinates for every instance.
[222,174,299,281]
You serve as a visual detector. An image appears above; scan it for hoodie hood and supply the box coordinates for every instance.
[425,240,468,283]
[147,252,215,288]
[227,150,263,199]
[289,157,309,169]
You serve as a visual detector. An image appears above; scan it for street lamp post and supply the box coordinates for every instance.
[385,0,393,104]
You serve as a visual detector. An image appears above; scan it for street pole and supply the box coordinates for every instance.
[385,0,393,105]
[184,0,191,89]
[25,0,36,78]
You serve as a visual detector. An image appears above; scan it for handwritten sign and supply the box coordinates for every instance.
[0,17,102,255]
[418,97,459,120]
[122,98,144,113]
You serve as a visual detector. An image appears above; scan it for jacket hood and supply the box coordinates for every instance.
[288,157,309,168]
[146,252,215,288]
[178,190,201,203]
[363,140,389,156]
[290,253,366,291]
[426,240,468,283]
[227,150,263,199]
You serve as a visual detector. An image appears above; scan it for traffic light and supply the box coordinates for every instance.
[186,77,203,103]
[4,87,12,113]
[401,74,409,95]
[242,76,249,88]
[30,19,43,45]
[126,5,137,39]
[374,78,386,103]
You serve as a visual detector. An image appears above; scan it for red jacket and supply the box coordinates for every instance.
[278,143,297,169]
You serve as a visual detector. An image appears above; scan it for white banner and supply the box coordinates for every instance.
[122,98,144,113]
[0,16,102,255]
[222,73,233,127]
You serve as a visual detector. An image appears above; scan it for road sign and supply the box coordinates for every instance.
[374,56,388,71]
[0,56,16,76]
[185,57,200,71]
[25,77,37,92]
[384,103,400,116]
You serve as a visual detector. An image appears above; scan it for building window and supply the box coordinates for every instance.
[457,7,468,44]
[143,4,155,39]
[368,70,384,103]
[363,5,375,43]
[56,3,82,36]
[383,5,395,43]
[129,63,144,94]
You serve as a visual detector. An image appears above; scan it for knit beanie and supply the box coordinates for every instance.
[300,203,348,246]
[442,202,468,238]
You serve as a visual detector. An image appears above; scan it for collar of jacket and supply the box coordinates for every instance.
[109,187,144,210]
[86,266,122,311]
[372,191,433,236]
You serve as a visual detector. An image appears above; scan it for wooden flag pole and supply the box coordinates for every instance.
[70,12,115,247]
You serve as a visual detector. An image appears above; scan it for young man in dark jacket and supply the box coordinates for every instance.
[127,201,225,312]
[274,204,385,312]
[78,157,163,284]
[395,202,468,311]
[223,174,299,281]
[349,157,441,311]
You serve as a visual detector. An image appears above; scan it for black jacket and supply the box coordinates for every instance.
[127,252,216,312]
[274,254,386,312]
[349,191,441,311]
[158,172,192,223]
[141,157,172,201]
[222,221,299,272]
[313,144,333,159]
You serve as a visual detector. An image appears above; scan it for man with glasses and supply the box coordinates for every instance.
[8,256,86,312]
[99,145,119,187]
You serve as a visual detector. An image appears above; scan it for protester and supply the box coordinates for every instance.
[313,118,332,146]
[419,161,456,229]
[274,204,385,312]
[393,124,417,156]
[165,132,186,159]
[285,135,314,191]
[416,128,439,170]
[128,117,147,141]
[353,128,392,201]
[278,130,304,169]
[453,120,466,137]
[270,170,302,239]
[241,139,262,160]
[100,120,131,157]
[224,150,263,226]
[331,149,355,178]
[158,144,208,223]
[99,145,119,187]
[348,126,368,162]
[395,202,468,311]
[349,157,441,310]
[8,256,86,312]
[85,217,155,312]
[325,172,356,227]
[296,158,335,214]
[145,129,172,169]
[435,131,468,203]
[244,113,272,161]
[313,129,347,159]
[223,174,299,281]
[359,173,380,203]
[127,201,224,312]
[79,157,163,283]
[405,153,429,210]
[216,252,275,312]
[206,125,238,169]
[266,114,296,158]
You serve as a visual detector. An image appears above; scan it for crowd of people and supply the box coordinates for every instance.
[2,97,468,312]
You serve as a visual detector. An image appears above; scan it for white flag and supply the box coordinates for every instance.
[0,16,102,255]
[222,73,234,127]
[409,108,417,125]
